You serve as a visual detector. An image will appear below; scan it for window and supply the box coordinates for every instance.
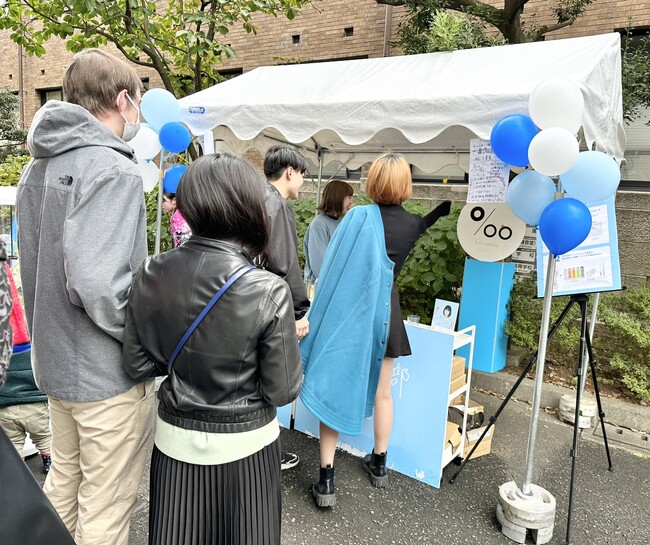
[344,27,354,37]
[39,88,63,106]
[218,68,243,81]
[292,34,301,44]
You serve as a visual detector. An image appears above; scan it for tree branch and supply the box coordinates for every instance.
[529,18,576,41]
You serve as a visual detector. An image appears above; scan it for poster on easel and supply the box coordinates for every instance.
[536,196,622,297]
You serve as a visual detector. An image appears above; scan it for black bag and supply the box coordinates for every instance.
[0,428,76,545]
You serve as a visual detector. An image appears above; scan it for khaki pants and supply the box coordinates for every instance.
[44,381,155,545]
[0,400,52,454]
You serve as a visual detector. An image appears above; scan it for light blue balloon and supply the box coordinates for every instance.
[559,151,620,205]
[506,170,556,226]
[140,88,180,131]
[539,198,592,256]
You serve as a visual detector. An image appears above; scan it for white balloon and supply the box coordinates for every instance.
[137,161,160,193]
[528,127,579,177]
[130,126,162,161]
[529,78,584,132]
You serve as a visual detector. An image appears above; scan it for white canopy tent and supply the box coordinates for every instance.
[178,33,625,180]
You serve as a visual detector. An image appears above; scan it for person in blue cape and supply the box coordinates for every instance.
[300,152,451,508]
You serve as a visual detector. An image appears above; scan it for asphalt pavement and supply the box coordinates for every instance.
[26,388,650,545]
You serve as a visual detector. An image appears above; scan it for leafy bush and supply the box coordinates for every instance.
[599,286,650,402]
[0,154,31,187]
[145,189,172,255]
[292,195,466,324]
[506,277,650,402]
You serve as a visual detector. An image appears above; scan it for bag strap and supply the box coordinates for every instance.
[167,265,255,372]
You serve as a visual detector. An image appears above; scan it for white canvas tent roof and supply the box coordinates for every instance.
[179,33,625,174]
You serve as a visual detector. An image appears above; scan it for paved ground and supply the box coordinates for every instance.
[27,388,650,545]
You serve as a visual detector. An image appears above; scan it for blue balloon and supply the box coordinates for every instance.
[140,88,181,131]
[506,170,556,227]
[539,198,592,256]
[159,122,192,154]
[490,114,539,167]
[163,164,188,194]
[559,151,620,205]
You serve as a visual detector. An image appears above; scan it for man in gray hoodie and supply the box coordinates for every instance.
[16,49,155,545]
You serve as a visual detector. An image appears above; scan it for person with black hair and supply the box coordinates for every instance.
[162,192,192,248]
[262,144,311,471]
[123,153,302,545]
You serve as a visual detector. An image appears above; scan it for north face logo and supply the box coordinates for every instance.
[58,175,73,186]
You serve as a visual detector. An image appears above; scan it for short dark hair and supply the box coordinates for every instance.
[264,145,308,181]
[176,154,268,256]
[317,180,354,217]
[443,305,452,316]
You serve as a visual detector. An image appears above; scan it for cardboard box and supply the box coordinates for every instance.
[451,355,465,380]
[445,421,462,450]
[449,373,466,394]
[464,425,495,460]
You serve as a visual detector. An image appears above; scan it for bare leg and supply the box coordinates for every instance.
[373,357,395,453]
[319,422,339,466]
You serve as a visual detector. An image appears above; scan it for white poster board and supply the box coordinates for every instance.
[536,196,622,297]
[467,139,510,203]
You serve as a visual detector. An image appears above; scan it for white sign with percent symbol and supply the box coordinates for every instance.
[457,203,526,262]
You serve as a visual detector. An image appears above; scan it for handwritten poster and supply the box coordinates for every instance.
[467,139,510,203]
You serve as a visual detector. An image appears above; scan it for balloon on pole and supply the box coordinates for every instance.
[528,127,579,176]
[529,78,584,133]
[539,198,592,256]
[490,114,539,167]
[141,88,181,131]
[506,171,556,227]
[159,122,192,154]
[136,161,160,193]
[560,151,620,205]
[130,125,162,161]
[163,164,188,194]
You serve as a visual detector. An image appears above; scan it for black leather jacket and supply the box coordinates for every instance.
[122,237,302,433]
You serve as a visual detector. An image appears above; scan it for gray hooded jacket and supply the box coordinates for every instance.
[17,101,148,402]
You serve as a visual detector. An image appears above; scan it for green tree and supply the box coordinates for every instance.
[0,87,27,162]
[377,0,593,45]
[0,0,308,97]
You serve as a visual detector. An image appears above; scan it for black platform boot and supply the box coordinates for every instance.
[362,450,388,488]
[311,465,336,508]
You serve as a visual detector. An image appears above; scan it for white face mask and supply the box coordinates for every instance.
[117,93,141,142]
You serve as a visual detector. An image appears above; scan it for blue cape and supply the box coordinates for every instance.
[300,204,394,435]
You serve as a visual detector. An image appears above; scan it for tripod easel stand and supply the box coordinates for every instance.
[450,255,614,544]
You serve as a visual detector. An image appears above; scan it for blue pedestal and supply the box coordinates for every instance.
[293,324,461,489]
[458,258,515,373]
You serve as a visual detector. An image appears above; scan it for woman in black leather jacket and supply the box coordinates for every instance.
[122,154,302,545]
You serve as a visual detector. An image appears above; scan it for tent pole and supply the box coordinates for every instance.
[154,150,166,256]
[315,146,324,209]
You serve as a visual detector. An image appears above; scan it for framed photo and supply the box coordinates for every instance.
[431,299,459,331]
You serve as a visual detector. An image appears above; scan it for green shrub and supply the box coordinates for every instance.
[506,277,650,402]
[145,189,172,255]
[0,154,31,187]
[599,285,650,402]
[292,195,466,324]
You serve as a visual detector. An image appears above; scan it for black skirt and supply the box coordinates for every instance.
[385,285,411,358]
[148,439,282,545]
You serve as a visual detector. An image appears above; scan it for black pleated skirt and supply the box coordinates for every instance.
[148,439,282,545]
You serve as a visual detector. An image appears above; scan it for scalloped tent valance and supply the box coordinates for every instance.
[179,33,625,174]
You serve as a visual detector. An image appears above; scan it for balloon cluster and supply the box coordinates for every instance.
[130,88,191,193]
[490,79,620,256]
